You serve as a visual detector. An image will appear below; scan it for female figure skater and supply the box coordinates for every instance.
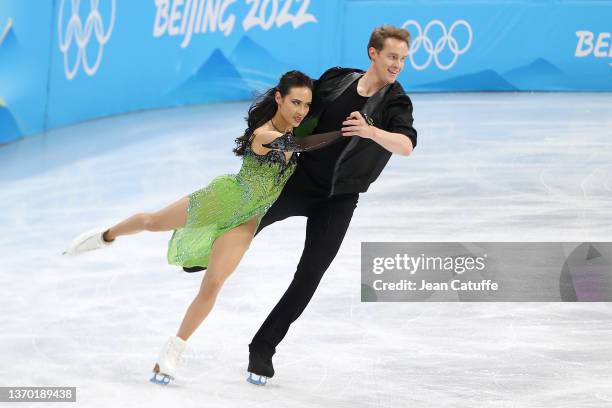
[63,71,315,385]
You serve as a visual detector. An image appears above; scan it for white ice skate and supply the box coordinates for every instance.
[150,336,187,386]
[62,228,113,255]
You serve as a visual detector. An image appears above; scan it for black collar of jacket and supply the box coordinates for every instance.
[314,68,392,120]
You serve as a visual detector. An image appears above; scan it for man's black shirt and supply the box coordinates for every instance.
[294,67,417,196]
[298,79,369,192]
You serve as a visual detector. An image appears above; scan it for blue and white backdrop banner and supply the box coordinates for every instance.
[0,0,611,143]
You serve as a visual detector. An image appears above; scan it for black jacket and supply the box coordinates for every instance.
[295,67,417,197]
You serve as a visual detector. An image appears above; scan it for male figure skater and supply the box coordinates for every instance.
[244,25,418,386]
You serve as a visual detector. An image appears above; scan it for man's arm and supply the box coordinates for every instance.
[341,111,414,156]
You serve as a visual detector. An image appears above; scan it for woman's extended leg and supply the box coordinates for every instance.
[152,216,259,383]
[104,196,190,241]
[175,216,259,341]
[64,196,191,256]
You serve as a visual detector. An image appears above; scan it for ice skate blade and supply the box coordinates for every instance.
[247,372,268,386]
[150,372,173,386]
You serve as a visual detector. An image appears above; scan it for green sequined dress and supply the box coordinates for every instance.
[166,136,297,269]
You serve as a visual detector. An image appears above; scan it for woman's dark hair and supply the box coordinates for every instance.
[233,70,313,156]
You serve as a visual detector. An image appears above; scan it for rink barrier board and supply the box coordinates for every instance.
[0,0,610,142]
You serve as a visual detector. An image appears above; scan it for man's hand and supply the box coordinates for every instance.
[341,111,376,139]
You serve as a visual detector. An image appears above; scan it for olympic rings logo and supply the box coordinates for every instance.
[402,19,473,71]
[58,0,116,80]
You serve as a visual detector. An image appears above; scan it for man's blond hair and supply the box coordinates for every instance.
[367,25,410,59]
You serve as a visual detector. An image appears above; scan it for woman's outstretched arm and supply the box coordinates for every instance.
[261,130,343,153]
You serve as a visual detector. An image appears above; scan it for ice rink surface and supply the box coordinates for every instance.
[1,93,611,407]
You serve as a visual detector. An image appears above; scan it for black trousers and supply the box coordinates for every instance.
[248,167,359,358]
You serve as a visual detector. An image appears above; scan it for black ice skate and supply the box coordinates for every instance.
[247,352,274,386]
